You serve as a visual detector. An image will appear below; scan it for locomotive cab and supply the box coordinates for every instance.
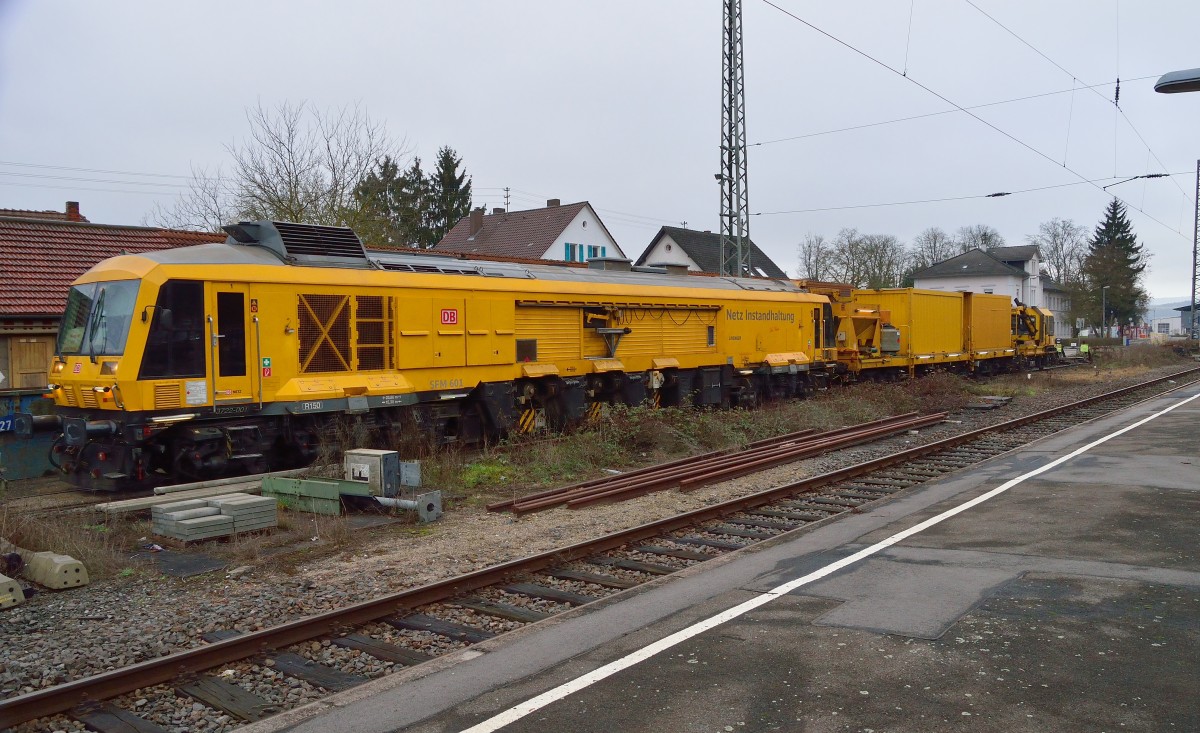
[26,267,277,491]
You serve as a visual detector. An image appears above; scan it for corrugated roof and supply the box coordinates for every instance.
[635,226,788,278]
[434,201,600,259]
[911,248,1028,280]
[0,218,223,317]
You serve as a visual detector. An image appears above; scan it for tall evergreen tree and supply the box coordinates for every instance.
[352,155,405,247]
[426,146,472,248]
[352,156,429,248]
[395,157,431,247]
[1082,200,1149,332]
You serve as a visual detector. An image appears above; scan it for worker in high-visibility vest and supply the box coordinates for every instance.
[1080,342,1091,361]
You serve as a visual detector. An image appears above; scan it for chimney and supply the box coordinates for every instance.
[492,207,505,215]
[469,207,484,236]
[546,198,560,208]
[65,201,81,222]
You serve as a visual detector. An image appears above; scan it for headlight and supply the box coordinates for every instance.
[52,361,66,374]
[99,361,118,376]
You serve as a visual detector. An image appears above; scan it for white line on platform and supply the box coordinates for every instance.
[459,387,1200,733]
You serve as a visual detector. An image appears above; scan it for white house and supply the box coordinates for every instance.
[434,199,625,263]
[912,246,1071,337]
[635,226,788,278]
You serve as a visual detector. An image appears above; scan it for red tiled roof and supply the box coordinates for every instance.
[434,202,590,259]
[0,201,89,223]
[0,218,223,317]
[0,207,88,222]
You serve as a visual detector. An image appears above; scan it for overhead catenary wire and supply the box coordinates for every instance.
[750,77,1156,147]
[754,174,1193,216]
[758,0,1190,240]
[961,0,1192,208]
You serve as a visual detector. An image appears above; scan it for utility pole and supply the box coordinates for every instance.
[1191,160,1198,340]
[504,187,511,213]
[719,0,750,277]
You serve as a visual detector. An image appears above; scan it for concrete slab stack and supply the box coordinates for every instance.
[206,494,279,532]
[152,493,277,541]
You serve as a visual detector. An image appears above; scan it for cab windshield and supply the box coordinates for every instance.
[56,280,140,357]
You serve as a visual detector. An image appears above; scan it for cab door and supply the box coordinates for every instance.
[207,284,255,405]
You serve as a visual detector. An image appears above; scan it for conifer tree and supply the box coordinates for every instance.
[426,147,472,248]
[353,156,430,248]
[1082,200,1149,333]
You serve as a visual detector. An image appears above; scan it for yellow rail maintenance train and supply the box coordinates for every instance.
[18,221,836,491]
[19,221,1058,491]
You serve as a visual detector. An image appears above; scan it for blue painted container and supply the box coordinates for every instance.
[0,389,57,480]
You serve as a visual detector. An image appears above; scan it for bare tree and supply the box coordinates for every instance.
[858,233,908,288]
[828,228,868,287]
[1028,217,1086,285]
[909,226,958,270]
[816,228,907,288]
[152,101,404,231]
[797,232,834,281]
[954,224,1006,253]
[146,165,234,232]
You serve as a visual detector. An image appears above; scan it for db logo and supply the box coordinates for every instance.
[440,308,459,325]
[72,363,82,374]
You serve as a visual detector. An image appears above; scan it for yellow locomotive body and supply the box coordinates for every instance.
[33,221,832,490]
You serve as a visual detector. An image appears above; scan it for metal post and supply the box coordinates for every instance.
[1191,159,1198,340]
[1101,286,1108,338]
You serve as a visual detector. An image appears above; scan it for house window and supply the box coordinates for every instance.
[565,243,576,261]
[1158,323,1170,334]
[587,245,597,259]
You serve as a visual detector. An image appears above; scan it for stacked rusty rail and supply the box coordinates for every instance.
[487,412,947,514]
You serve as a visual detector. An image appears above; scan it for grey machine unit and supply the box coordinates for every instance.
[344,448,400,497]
[344,448,442,523]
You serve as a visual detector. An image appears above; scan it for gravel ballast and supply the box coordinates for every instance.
[0,365,1191,726]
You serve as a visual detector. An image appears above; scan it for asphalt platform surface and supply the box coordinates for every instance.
[249,380,1200,733]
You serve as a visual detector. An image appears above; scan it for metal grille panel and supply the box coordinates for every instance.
[299,295,352,373]
[355,295,393,371]
[154,383,182,410]
[515,307,580,362]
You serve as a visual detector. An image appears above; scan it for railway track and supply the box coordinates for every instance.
[2,367,1198,731]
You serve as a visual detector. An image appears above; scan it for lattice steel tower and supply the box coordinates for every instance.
[720,0,751,277]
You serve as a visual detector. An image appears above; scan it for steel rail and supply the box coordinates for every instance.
[2,367,1196,728]
[487,412,921,511]
[565,413,946,509]
[504,413,931,513]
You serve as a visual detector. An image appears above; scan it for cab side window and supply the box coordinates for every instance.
[139,280,206,379]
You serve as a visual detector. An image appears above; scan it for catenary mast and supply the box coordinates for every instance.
[720,0,751,277]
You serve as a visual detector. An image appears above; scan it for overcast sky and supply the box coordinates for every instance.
[3,1,1199,302]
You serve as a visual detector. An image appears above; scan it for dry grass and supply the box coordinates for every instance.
[0,508,143,579]
[428,375,975,505]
